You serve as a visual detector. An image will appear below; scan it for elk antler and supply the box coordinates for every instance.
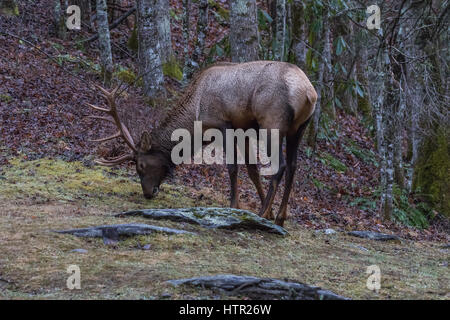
[86,85,137,165]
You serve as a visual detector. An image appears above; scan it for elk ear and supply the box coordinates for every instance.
[138,131,152,152]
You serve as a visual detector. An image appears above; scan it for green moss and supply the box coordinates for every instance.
[0,158,196,209]
[319,152,348,173]
[0,94,12,103]
[208,0,230,20]
[0,1,19,16]
[115,68,137,85]
[358,95,372,120]
[413,129,450,216]
[162,56,183,81]
[127,26,138,52]
[344,139,378,166]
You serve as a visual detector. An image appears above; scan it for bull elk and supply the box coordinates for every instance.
[87,61,317,227]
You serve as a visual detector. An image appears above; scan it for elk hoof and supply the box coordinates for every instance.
[274,217,285,227]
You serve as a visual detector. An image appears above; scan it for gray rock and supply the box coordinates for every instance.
[315,228,337,235]
[348,231,400,241]
[54,223,196,239]
[117,207,287,236]
[348,244,369,252]
[102,228,119,246]
[71,248,88,253]
[167,274,348,300]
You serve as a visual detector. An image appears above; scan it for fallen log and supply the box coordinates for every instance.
[348,231,401,241]
[116,207,288,236]
[167,274,349,300]
[54,223,196,239]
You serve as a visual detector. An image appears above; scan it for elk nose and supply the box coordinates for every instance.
[143,193,153,199]
[152,187,159,195]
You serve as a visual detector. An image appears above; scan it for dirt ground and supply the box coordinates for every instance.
[0,158,448,300]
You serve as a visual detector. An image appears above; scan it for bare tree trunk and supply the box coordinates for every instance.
[229,0,259,63]
[356,31,372,119]
[273,0,286,61]
[192,0,208,69]
[96,0,113,87]
[53,0,66,39]
[380,52,401,221]
[307,6,329,148]
[136,0,165,98]
[182,0,192,81]
[394,82,406,189]
[343,23,357,115]
[290,0,307,70]
[158,0,173,64]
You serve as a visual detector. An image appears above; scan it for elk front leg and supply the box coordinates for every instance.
[258,135,285,220]
[223,122,240,209]
[275,119,310,226]
[244,139,271,218]
[227,163,240,208]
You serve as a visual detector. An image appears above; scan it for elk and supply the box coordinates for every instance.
[87,61,317,227]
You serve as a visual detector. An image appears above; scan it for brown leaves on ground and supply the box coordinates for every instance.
[0,0,447,243]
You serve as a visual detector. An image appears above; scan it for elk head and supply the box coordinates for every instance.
[86,85,169,199]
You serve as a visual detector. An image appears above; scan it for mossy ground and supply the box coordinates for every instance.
[0,158,448,299]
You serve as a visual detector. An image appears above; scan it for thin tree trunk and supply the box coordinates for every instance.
[53,0,66,39]
[157,0,173,64]
[136,0,165,98]
[291,0,307,70]
[229,0,259,63]
[343,23,357,115]
[274,0,286,61]
[192,0,208,69]
[96,0,113,87]
[380,53,401,221]
[307,6,329,148]
[356,31,372,119]
[182,0,192,81]
[394,81,406,189]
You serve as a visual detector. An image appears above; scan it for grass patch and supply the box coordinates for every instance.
[344,139,378,166]
[0,158,448,299]
[318,152,348,173]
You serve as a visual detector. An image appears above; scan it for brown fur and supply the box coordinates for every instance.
[135,61,317,226]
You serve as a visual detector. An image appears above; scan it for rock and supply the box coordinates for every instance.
[167,274,349,300]
[117,207,287,236]
[54,223,196,240]
[316,228,337,235]
[137,243,152,250]
[71,248,88,253]
[347,231,400,241]
[102,228,119,246]
[0,277,12,290]
[348,244,369,252]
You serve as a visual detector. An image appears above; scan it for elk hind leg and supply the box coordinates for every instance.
[223,123,240,209]
[258,135,285,220]
[275,119,310,226]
